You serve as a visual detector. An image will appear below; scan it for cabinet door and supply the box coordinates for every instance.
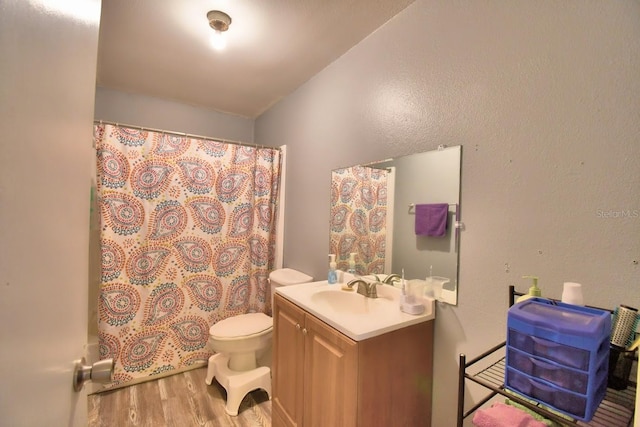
[273,295,306,427]
[303,313,358,427]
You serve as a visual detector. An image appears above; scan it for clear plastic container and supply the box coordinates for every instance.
[407,279,426,299]
[425,276,449,300]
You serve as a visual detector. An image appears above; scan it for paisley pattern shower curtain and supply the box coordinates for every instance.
[329,165,388,274]
[94,124,280,386]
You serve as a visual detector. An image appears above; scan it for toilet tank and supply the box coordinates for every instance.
[269,268,313,308]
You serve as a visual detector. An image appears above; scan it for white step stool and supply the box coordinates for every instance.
[204,353,272,416]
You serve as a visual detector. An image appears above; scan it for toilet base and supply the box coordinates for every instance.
[204,353,272,416]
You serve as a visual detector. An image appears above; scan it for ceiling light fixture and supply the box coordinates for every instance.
[207,10,231,51]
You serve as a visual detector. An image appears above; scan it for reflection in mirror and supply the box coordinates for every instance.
[329,145,462,305]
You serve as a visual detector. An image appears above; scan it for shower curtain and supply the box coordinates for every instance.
[94,124,281,387]
[329,165,388,274]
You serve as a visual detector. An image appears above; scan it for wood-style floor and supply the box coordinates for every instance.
[88,366,271,427]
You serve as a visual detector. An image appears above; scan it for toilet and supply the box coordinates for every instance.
[204,268,313,416]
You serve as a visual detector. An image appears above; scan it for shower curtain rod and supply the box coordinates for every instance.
[94,120,280,152]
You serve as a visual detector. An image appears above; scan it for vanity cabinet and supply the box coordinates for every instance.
[272,293,434,427]
[272,293,358,427]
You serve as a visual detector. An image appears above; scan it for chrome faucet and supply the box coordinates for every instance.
[346,278,378,298]
[380,274,402,286]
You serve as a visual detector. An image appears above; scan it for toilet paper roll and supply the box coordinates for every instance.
[611,305,638,348]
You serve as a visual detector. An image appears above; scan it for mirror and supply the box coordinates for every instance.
[329,145,462,305]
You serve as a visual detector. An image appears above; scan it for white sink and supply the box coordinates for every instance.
[311,289,367,313]
[276,280,435,341]
[310,289,394,314]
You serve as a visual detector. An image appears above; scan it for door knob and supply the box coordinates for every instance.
[73,357,114,392]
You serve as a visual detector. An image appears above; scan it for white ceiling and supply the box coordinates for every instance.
[96,0,415,118]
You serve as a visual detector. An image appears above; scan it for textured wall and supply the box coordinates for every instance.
[94,87,255,143]
[255,1,640,424]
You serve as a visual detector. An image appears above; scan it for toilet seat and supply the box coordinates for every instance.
[209,313,272,340]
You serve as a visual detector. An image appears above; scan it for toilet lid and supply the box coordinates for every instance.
[209,313,273,338]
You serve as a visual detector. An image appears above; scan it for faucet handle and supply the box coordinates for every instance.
[369,283,378,298]
[382,274,401,285]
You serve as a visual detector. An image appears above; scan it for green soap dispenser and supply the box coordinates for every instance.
[516,275,541,303]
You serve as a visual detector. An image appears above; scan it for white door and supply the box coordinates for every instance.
[0,1,101,426]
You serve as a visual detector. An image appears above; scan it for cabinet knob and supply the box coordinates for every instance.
[296,323,301,330]
[302,328,307,335]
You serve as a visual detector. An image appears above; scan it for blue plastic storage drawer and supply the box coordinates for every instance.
[507,347,607,395]
[507,299,610,372]
[506,298,611,421]
[508,328,609,371]
[506,367,607,421]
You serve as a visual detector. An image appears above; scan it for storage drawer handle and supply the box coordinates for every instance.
[529,377,556,393]
[530,357,559,371]
[530,336,558,348]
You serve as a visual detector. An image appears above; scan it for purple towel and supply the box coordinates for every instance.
[415,203,449,237]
